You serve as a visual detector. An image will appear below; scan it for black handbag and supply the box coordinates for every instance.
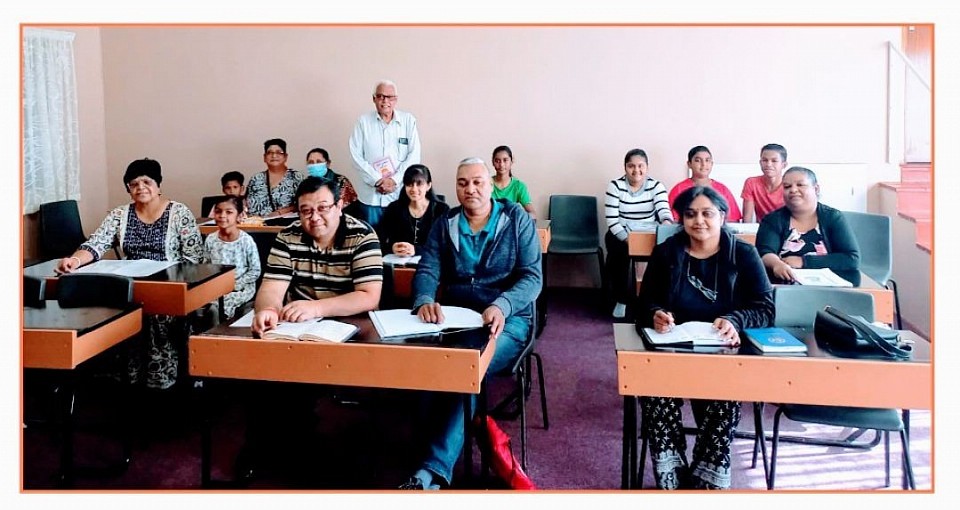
[814,305,912,360]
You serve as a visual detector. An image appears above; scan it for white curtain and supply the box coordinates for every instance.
[23,28,80,214]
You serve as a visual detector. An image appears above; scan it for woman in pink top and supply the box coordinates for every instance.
[667,146,742,222]
[740,143,788,223]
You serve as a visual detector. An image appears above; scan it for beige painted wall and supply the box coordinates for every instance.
[91,25,901,217]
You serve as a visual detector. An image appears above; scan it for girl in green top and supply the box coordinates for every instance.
[491,145,537,219]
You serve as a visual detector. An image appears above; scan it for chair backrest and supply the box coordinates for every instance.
[57,273,134,309]
[248,231,277,289]
[200,196,222,217]
[842,210,892,285]
[547,195,599,249]
[23,275,46,308]
[773,286,875,328]
[38,200,87,260]
[655,224,683,245]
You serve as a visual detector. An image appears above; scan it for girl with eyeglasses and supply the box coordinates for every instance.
[635,185,774,490]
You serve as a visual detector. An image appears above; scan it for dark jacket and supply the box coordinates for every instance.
[380,198,450,255]
[412,199,542,320]
[636,228,774,332]
[755,202,861,285]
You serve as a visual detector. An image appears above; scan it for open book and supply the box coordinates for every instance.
[369,306,484,338]
[75,259,178,277]
[262,319,359,343]
[642,321,727,346]
[792,268,853,287]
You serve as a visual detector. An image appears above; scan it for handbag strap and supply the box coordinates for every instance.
[824,306,912,360]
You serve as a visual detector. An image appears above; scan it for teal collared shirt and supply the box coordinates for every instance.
[457,199,502,274]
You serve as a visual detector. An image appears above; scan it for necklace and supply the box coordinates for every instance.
[410,215,423,244]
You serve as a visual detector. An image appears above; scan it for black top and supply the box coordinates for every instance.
[636,229,775,332]
[380,199,450,255]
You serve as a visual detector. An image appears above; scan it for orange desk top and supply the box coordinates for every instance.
[23,304,143,370]
[189,317,496,394]
[25,260,235,316]
[614,323,931,410]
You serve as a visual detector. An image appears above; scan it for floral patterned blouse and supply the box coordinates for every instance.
[202,230,261,318]
[245,168,304,216]
[80,201,202,263]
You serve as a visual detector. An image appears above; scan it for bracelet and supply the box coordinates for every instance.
[69,256,82,266]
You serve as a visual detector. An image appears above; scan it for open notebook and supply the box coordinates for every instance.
[369,306,484,338]
[792,268,853,287]
[641,321,727,346]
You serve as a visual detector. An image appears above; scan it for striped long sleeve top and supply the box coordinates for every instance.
[604,176,671,241]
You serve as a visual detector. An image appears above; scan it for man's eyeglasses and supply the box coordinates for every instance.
[299,203,337,217]
[374,94,397,102]
[265,150,286,156]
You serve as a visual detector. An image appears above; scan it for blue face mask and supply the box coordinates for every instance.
[306,162,328,178]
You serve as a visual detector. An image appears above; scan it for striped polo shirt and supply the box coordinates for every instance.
[264,214,383,301]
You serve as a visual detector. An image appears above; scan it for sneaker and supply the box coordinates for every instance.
[398,476,440,490]
[612,302,627,318]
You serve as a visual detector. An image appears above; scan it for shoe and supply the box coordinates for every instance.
[612,302,627,318]
[398,476,440,490]
[399,476,425,490]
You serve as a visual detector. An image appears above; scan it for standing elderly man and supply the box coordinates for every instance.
[348,79,422,230]
[400,158,543,490]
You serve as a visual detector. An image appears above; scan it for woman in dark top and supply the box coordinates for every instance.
[380,164,450,256]
[636,186,774,489]
[755,166,861,285]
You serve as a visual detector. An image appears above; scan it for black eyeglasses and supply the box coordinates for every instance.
[686,259,718,302]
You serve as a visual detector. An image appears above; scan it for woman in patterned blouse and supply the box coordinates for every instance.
[245,138,304,217]
[57,158,203,390]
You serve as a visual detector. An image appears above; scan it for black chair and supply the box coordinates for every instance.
[38,200,87,260]
[489,302,548,470]
[57,273,134,309]
[757,286,914,490]
[546,195,604,293]
[200,196,222,217]
[843,211,902,329]
[24,275,46,308]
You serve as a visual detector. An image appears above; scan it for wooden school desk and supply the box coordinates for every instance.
[614,323,931,490]
[23,302,143,484]
[626,232,895,324]
[24,259,235,316]
[189,316,497,487]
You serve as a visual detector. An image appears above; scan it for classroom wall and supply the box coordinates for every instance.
[91,25,902,220]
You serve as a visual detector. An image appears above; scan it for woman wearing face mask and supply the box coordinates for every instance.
[305,147,359,208]
[379,164,450,256]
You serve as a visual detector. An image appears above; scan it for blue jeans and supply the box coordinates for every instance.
[419,315,530,485]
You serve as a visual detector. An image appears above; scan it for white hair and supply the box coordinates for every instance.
[457,157,491,176]
[374,79,398,95]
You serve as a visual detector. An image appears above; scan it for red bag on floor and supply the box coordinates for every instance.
[478,416,537,490]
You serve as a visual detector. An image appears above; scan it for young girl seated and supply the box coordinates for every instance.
[202,195,261,319]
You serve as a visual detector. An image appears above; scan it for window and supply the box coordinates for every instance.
[23,28,80,214]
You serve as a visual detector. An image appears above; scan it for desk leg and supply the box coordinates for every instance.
[622,395,637,489]
[463,392,474,481]
[478,379,489,478]
[902,409,911,490]
[57,372,76,487]
[198,378,211,488]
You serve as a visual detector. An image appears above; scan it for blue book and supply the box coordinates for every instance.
[744,328,807,353]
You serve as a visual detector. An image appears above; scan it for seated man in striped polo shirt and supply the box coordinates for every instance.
[240,176,383,481]
[252,176,383,332]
